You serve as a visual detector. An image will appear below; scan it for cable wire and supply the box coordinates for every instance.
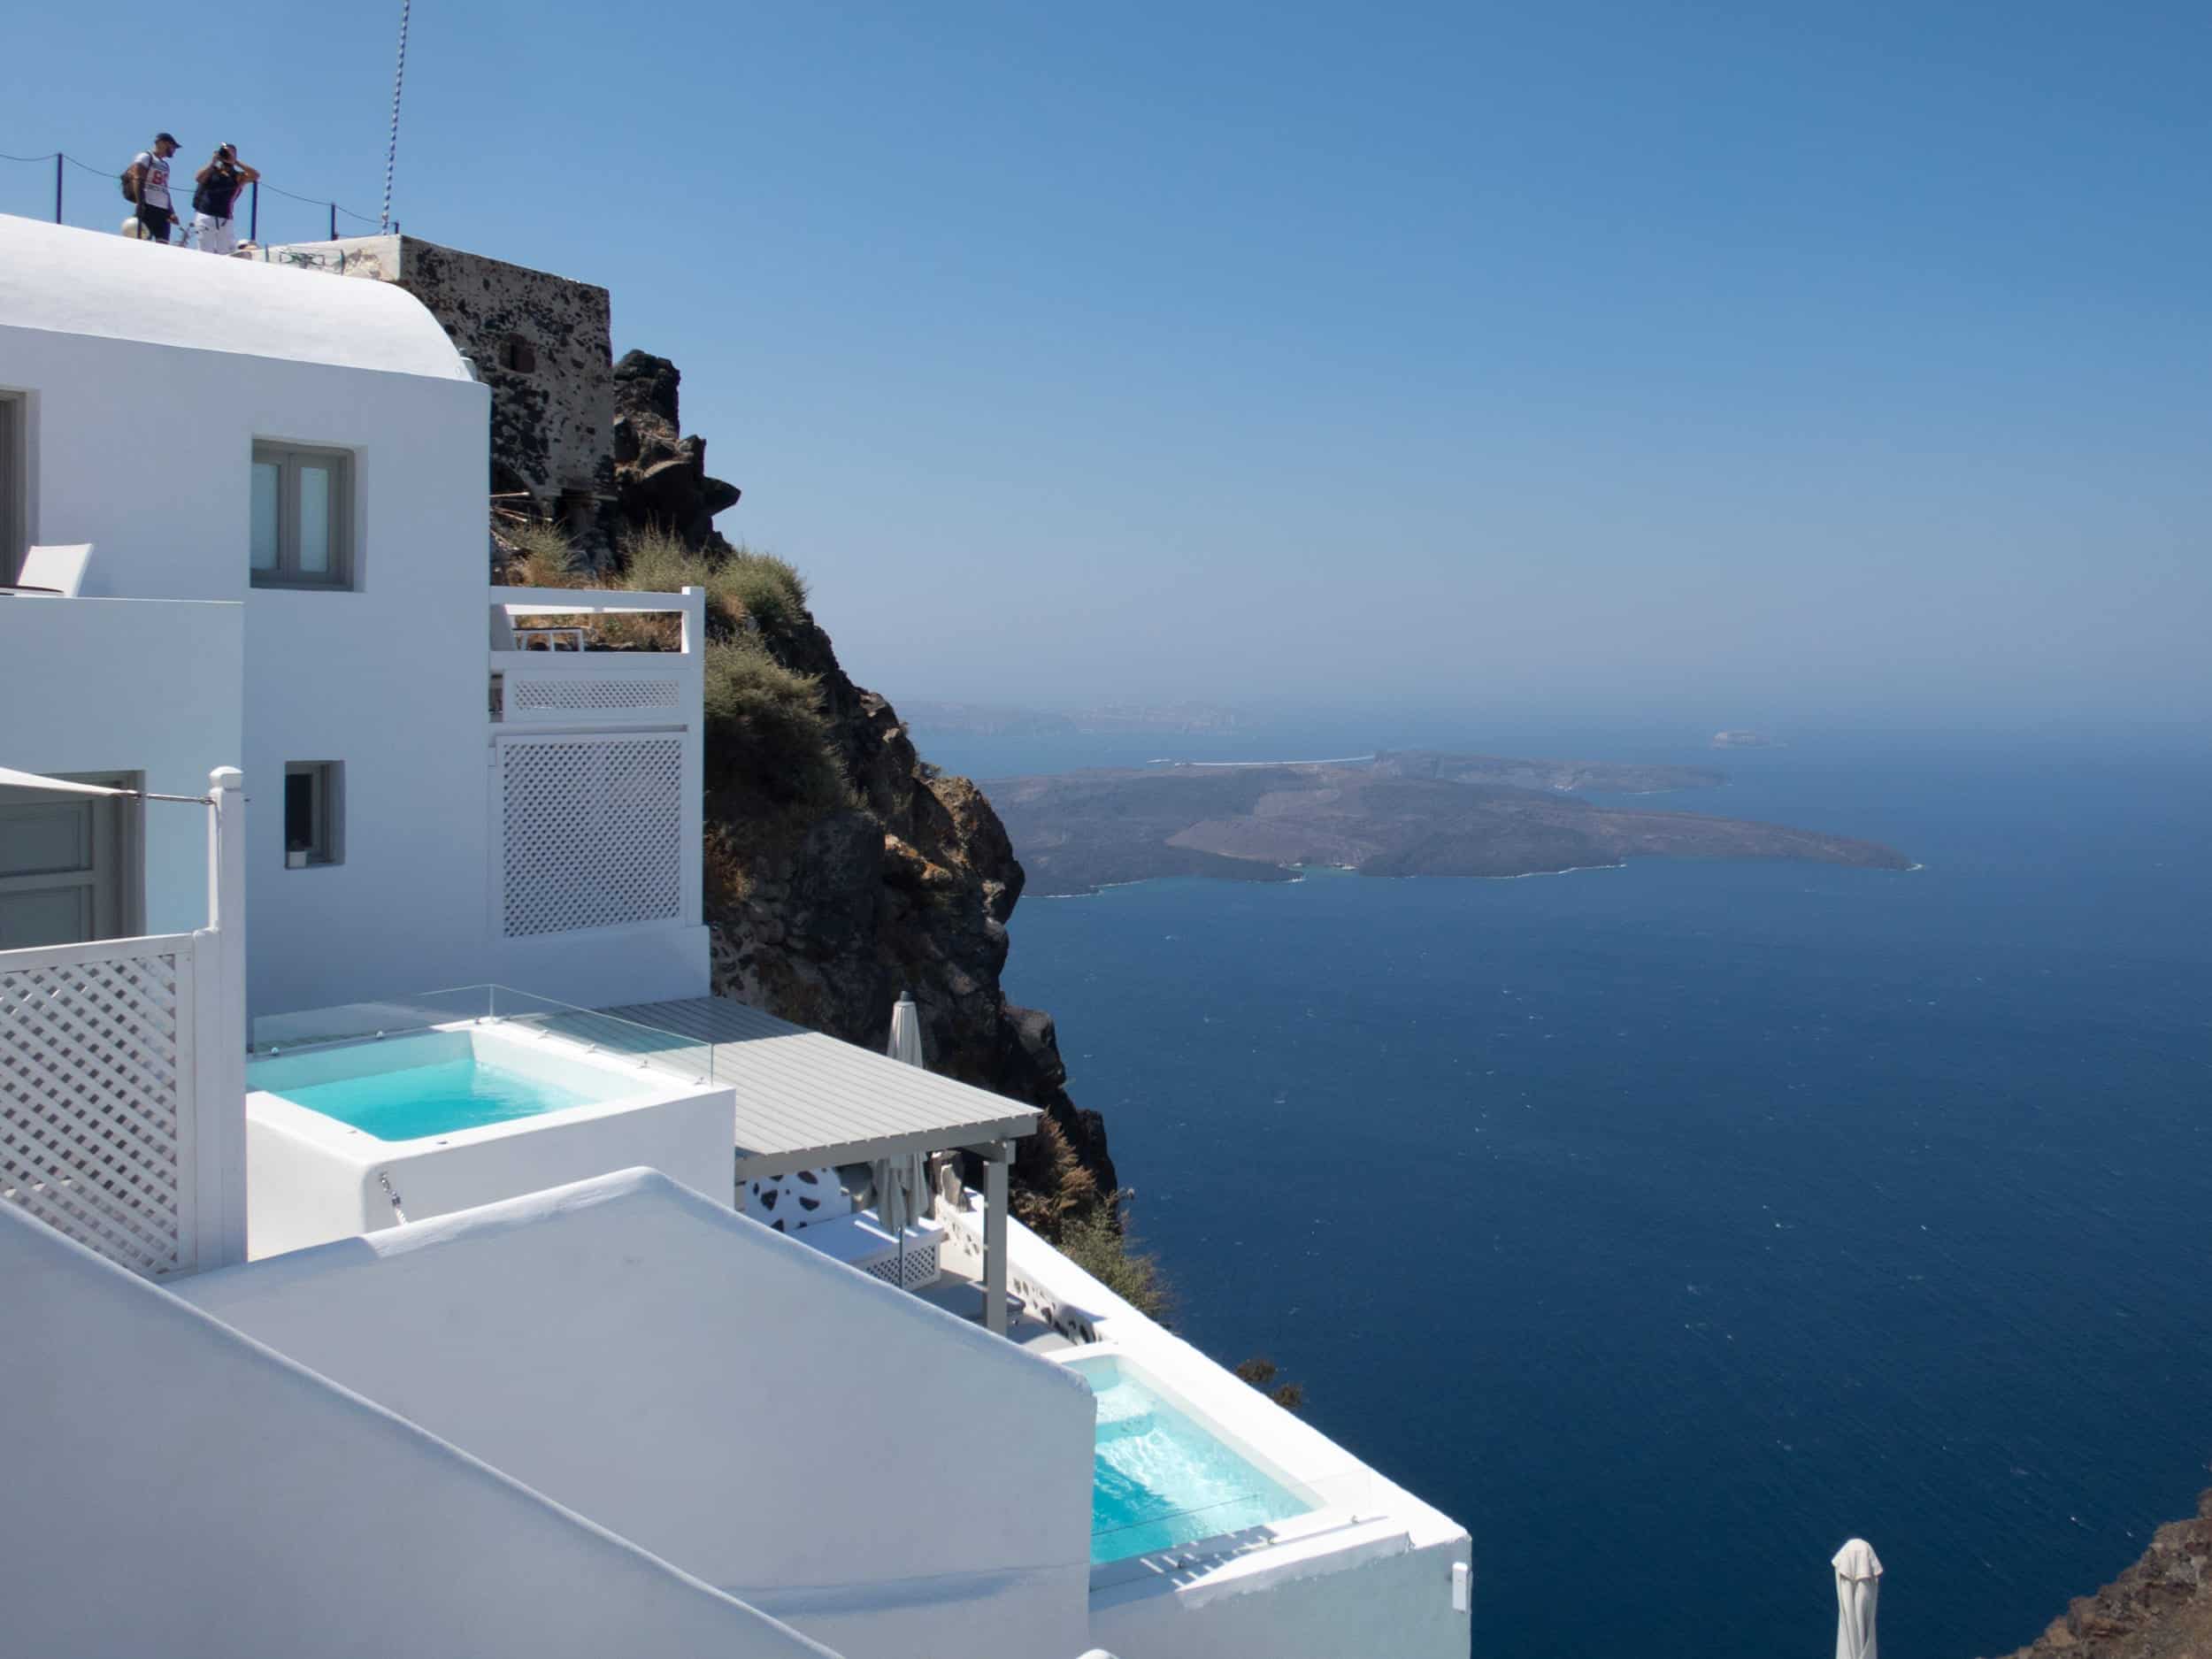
[10,148,383,230]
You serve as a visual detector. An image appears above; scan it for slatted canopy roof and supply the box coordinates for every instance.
[603,995,1038,1179]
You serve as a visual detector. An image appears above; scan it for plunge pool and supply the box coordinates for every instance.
[245,1024,736,1257]
[1065,1351,1315,1563]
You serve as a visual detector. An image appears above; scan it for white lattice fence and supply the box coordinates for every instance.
[500,735,685,938]
[0,934,197,1277]
[503,670,684,723]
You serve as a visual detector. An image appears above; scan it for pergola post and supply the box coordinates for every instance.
[977,1140,1012,1338]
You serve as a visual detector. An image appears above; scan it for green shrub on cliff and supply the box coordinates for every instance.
[1056,1204,1170,1323]
[710,545,810,640]
[702,636,844,815]
[616,526,810,645]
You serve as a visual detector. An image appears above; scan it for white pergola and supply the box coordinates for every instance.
[603,995,1039,1333]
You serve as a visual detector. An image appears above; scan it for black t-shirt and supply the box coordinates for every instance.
[194,163,242,218]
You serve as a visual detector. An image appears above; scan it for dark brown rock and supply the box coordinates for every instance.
[1985,1488,2212,1659]
[569,365,1128,1213]
[608,364,741,548]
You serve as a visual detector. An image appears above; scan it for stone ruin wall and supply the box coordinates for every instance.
[285,234,743,569]
[283,234,621,557]
[391,237,618,541]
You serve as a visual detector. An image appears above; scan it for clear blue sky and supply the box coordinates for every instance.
[8,3,2208,730]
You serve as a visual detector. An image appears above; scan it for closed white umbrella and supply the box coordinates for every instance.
[887,990,924,1068]
[883,991,929,1277]
[1833,1539,1881,1659]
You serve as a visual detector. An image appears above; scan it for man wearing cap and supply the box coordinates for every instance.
[125,134,180,244]
[191,143,259,256]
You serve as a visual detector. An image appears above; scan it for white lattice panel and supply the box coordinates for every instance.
[504,672,683,723]
[501,735,684,937]
[864,1240,941,1290]
[1,940,191,1277]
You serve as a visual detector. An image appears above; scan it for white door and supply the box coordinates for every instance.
[0,776,138,948]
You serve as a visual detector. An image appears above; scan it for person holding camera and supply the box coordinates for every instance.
[191,144,260,256]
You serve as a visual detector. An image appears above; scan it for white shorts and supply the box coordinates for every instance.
[194,213,236,257]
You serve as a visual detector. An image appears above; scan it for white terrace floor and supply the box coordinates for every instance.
[914,1250,1073,1350]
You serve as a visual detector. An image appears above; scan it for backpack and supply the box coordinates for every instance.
[194,165,238,219]
[120,165,139,204]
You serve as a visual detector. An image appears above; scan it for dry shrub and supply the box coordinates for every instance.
[1233,1356,1308,1412]
[1011,1114,1101,1232]
[501,518,584,588]
[617,522,708,600]
[708,545,810,641]
[1056,1202,1170,1323]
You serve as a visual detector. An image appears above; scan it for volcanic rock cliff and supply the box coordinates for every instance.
[601,353,1118,1217]
[1984,1490,2212,1659]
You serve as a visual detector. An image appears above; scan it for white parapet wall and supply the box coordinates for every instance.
[0,1200,838,1659]
[180,1168,1098,1659]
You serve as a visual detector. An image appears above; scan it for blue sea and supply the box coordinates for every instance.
[920,719,2212,1659]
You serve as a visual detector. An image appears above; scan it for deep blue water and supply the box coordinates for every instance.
[922,721,2212,1659]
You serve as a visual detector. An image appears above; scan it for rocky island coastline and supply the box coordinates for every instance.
[990,749,1911,895]
[1985,1487,2212,1659]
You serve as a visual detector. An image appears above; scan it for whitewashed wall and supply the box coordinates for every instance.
[0,595,241,936]
[182,1169,1096,1659]
[1090,1527,1471,1659]
[0,1200,838,1659]
[0,219,709,1015]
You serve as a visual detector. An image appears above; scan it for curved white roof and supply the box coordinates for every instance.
[0,217,470,380]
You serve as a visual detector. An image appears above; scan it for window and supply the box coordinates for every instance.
[0,392,25,585]
[500,334,537,374]
[283,762,343,867]
[251,442,353,588]
[0,771,142,947]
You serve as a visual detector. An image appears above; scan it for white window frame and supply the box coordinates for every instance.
[0,391,27,586]
[250,442,355,589]
[282,761,344,868]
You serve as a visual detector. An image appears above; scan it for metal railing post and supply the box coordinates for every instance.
[328,201,337,241]
[53,152,63,223]
[249,180,257,243]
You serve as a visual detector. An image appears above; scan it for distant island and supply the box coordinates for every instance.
[1711,730,1785,749]
[904,699,1245,737]
[988,749,1910,895]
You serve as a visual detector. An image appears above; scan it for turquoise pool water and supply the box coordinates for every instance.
[1070,1355,1312,1563]
[268,1053,599,1141]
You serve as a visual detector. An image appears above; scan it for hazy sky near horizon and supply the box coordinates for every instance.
[7,4,2207,729]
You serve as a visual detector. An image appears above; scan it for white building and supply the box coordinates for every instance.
[0,217,707,1014]
[0,218,1471,1659]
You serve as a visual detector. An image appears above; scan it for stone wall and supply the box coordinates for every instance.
[393,238,617,532]
[271,234,623,557]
